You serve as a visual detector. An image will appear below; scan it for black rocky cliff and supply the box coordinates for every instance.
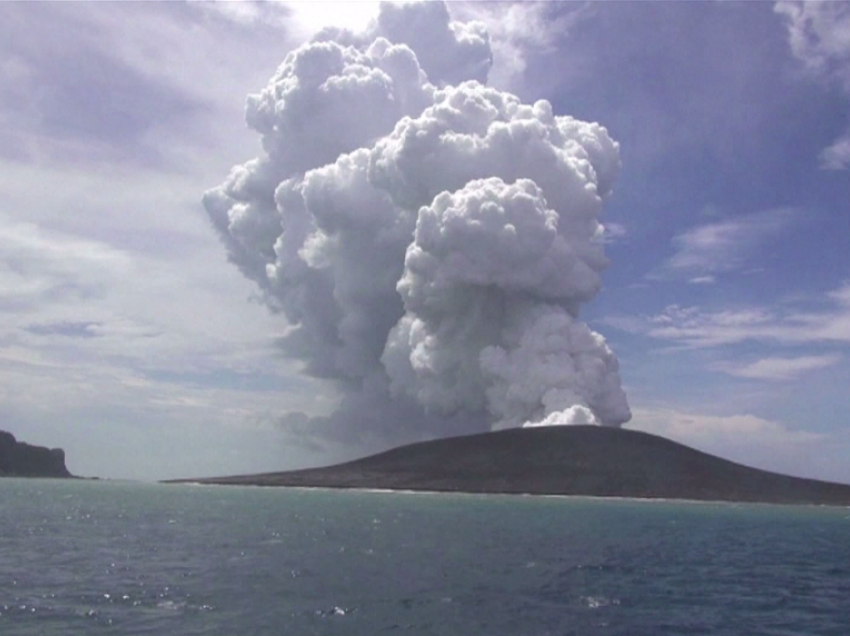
[0,430,72,478]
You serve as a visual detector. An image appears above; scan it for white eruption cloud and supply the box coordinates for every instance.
[204,1,630,446]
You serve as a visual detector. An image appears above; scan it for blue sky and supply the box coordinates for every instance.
[1,1,848,482]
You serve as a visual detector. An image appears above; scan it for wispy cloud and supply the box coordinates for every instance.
[188,0,288,27]
[688,275,716,285]
[630,406,822,446]
[23,321,102,339]
[820,134,850,170]
[627,405,830,478]
[599,222,628,245]
[605,282,850,348]
[0,3,210,168]
[649,208,793,281]
[450,2,592,89]
[0,220,131,312]
[190,1,380,41]
[714,354,841,381]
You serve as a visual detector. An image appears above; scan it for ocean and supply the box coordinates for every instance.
[1,479,848,636]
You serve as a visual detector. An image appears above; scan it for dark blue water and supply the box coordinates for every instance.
[1,479,848,635]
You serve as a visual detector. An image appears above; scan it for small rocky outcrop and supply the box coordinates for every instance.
[0,430,72,478]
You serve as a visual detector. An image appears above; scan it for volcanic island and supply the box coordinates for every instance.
[170,425,850,507]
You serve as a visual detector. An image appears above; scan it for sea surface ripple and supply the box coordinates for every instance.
[1,479,848,635]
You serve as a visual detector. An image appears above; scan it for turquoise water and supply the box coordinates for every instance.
[1,479,848,635]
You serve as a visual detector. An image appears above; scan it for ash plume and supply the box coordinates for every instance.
[204,1,630,448]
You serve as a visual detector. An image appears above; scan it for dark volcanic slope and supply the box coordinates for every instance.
[0,430,72,478]
[179,426,850,506]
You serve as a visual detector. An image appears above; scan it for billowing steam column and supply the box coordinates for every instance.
[204,1,630,444]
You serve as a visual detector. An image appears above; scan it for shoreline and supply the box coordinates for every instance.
[165,479,850,510]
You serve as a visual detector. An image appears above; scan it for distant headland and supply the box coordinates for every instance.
[0,430,72,478]
[170,426,850,507]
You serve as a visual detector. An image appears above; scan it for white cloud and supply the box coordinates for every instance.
[650,208,793,281]
[715,354,841,381]
[0,220,132,311]
[0,156,337,481]
[775,1,850,170]
[191,1,380,38]
[606,282,850,348]
[688,275,716,285]
[195,1,589,92]
[0,1,506,478]
[600,222,628,244]
[284,2,380,40]
[828,284,850,305]
[628,405,828,479]
[0,348,334,479]
[0,2,352,479]
[630,406,820,445]
[204,1,630,444]
[385,178,629,427]
[820,134,850,170]
[449,2,591,90]
[775,1,850,80]
[189,0,281,26]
